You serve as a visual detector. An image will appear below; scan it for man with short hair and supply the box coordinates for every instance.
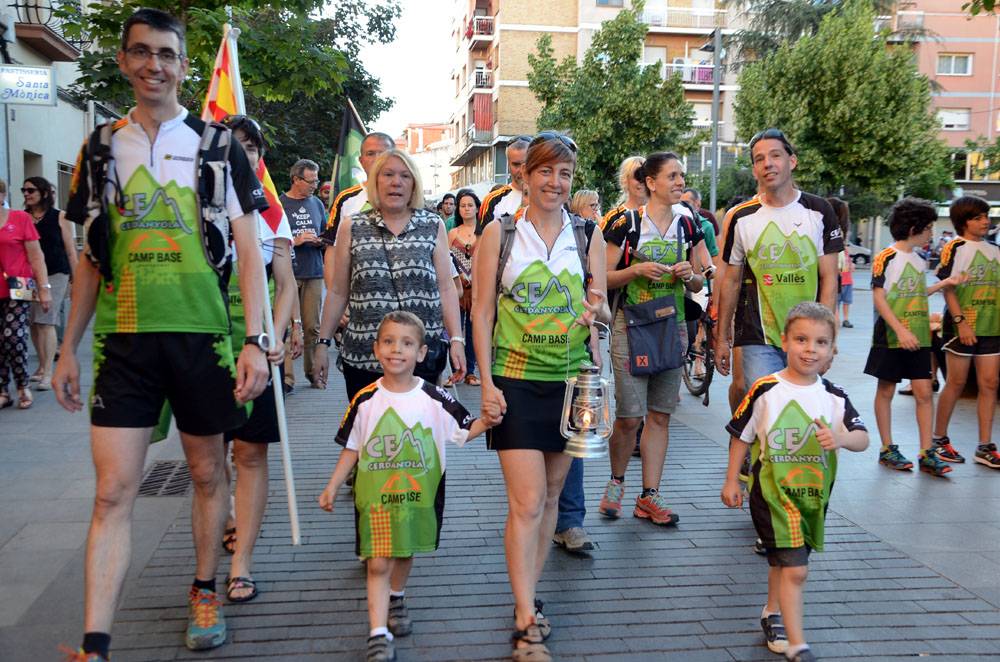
[282,158,326,388]
[53,8,270,660]
[475,135,530,234]
[715,129,842,389]
[323,131,394,242]
[681,187,719,237]
[440,191,456,230]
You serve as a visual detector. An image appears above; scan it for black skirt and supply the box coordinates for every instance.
[486,376,568,453]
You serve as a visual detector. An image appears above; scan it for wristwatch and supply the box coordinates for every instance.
[316,337,332,347]
[952,314,966,324]
[244,333,271,352]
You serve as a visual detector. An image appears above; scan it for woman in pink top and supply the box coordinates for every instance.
[0,206,51,409]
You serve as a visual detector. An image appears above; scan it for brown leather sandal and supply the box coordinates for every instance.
[511,623,551,661]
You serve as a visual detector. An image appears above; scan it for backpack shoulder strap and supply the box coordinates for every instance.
[495,212,517,294]
[570,214,593,288]
[196,122,234,273]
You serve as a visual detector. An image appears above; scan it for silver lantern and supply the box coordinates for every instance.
[560,363,612,458]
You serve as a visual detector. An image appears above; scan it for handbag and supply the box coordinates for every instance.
[4,274,36,301]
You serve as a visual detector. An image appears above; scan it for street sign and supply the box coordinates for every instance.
[0,65,56,106]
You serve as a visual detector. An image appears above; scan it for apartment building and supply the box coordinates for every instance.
[398,122,457,198]
[449,0,741,190]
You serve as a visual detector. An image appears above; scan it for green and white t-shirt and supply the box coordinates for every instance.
[337,378,473,558]
[65,108,268,334]
[936,237,1000,338]
[493,209,590,381]
[870,246,930,348]
[727,373,866,551]
[722,192,843,348]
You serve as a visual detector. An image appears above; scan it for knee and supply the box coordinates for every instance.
[233,442,268,470]
[93,479,137,518]
[367,558,391,576]
[615,417,641,436]
[978,371,999,393]
[783,565,809,586]
[646,411,671,428]
[187,456,225,491]
[509,492,545,524]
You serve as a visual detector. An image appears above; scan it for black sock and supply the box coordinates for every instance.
[611,474,624,483]
[192,577,216,593]
[82,632,111,659]
[641,487,658,498]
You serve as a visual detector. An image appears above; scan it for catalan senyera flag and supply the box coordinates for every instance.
[201,24,284,234]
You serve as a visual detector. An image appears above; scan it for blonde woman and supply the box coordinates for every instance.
[569,189,600,221]
[599,156,648,231]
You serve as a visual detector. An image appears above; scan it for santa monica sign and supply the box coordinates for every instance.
[0,65,56,106]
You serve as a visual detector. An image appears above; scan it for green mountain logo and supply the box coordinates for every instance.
[750,221,818,270]
[362,406,438,475]
[766,399,826,465]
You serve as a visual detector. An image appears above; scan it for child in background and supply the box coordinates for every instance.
[721,302,869,662]
[865,198,966,476]
[319,311,498,662]
[932,195,1000,469]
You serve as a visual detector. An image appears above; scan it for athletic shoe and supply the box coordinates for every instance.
[366,634,396,662]
[842,320,853,328]
[760,613,788,654]
[633,492,679,526]
[186,587,226,651]
[753,538,767,555]
[785,647,817,662]
[598,479,624,518]
[918,448,952,477]
[387,596,412,637]
[975,443,1000,469]
[552,527,595,552]
[933,436,965,463]
[59,648,107,662]
[878,444,913,471]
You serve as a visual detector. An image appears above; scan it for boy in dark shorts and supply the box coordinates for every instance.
[865,198,966,476]
[932,195,1000,468]
[319,312,499,662]
[722,302,869,662]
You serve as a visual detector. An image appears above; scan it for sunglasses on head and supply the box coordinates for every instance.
[530,131,578,153]
[748,128,794,155]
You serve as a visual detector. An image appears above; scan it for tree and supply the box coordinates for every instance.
[57,0,400,189]
[685,163,758,211]
[527,2,703,205]
[734,2,952,202]
[963,0,995,15]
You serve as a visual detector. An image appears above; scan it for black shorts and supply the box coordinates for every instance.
[863,346,933,384]
[765,545,811,568]
[225,363,284,444]
[486,376,567,453]
[91,332,246,436]
[942,335,1000,357]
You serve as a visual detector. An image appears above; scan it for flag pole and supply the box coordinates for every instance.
[227,22,301,546]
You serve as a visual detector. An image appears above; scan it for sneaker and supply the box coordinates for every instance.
[633,492,679,526]
[878,444,913,471]
[739,454,752,482]
[552,527,595,552]
[919,448,953,477]
[388,596,412,636]
[785,647,817,662]
[975,443,1000,469]
[282,381,294,396]
[760,613,788,654]
[59,648,107,662]
[753,538,767,555]
[842,320,853,328]
[598,479,624,518]
[186,587,226,651]
[934,436,966,463]
[366,634,396,662]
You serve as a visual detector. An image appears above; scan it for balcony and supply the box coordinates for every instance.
[642,7,728,31]
[10,0,87,61]
[468,69,492,92]
[647,60,717,86]
[452,124,493,167]
[466,16,494,50]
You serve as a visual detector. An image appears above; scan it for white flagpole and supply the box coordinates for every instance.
[227,22,301,546]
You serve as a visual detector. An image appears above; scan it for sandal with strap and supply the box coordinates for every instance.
[17,388,32,410]
[226,575,258,603]
[222,527,237,555]
[513,598,551,640]
[511,623,551,661]
[0,392,12,409]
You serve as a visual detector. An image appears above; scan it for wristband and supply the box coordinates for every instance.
[316,338,332,347]
[449,336,466,345]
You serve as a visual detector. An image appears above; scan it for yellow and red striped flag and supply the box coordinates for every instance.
[201,24,284,234]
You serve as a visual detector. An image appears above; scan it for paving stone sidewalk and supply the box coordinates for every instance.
[106,380,1000,661]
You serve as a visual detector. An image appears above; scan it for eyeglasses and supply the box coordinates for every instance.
[20,187,38,194]
[124,46,183,64]
[748,128,795,155]
[530,131,578,153]
[296,176,319,186]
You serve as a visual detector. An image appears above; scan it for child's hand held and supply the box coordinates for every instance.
[720,480,743,508]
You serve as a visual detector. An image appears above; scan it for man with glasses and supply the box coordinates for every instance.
[715,128,842,389]
[53,9,270,660]
[282,158,327,390]
[475,135,532,234]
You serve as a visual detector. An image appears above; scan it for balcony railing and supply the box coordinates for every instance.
[658,61,716,85]
[466,15,494,46]
[468,69,492,91]
[466,125,492,144]
[642,7,728,30]
[9,1,89,59]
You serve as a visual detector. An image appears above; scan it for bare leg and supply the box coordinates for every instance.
[367,558,392,629]
[83,426,151,632]
[229,440,268,597]
[910,379,933,452]
[639,410,671,489]
[873,379,895,449]
[766,566,781,613]
[973,354,999,443]
[181,432,228,582]
[608,416,641,479]
[533,452,573,585]
[934,353,971,438]
[390,556,414,593]
[498,449,547,629]
[778,565,809,648]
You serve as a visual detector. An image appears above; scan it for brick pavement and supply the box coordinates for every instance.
[106,378,1000,661]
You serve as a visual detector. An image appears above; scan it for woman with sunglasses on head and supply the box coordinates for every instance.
[216,114,297,603]
[22,177,76,391]
[449,188,481,385]
[473,131,609,661]
[599,156,648,231]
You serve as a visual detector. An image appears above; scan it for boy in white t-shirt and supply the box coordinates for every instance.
[319,311,499,662]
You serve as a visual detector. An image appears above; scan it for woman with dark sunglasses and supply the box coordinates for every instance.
[472,131,609,661]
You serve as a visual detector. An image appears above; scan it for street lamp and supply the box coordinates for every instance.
[700,29,723,214]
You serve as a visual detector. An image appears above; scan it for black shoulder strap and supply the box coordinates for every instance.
[82,122,119,284]
[570,214,594,289]
[495,212,517,294]
[196,122,234,273]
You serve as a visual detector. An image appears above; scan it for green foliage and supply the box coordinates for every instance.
[966,136,1000,177]
[527,2,703,205]
[685,163,758,212]
[734,2,952,204]
[963,0,996,15]
[56,0,399,189]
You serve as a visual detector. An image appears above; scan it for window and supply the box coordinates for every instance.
[937,54,972,76]
[692,103,712,126]
[597,0,624,6]
[938,108,970,131]
[642,46,667,79]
